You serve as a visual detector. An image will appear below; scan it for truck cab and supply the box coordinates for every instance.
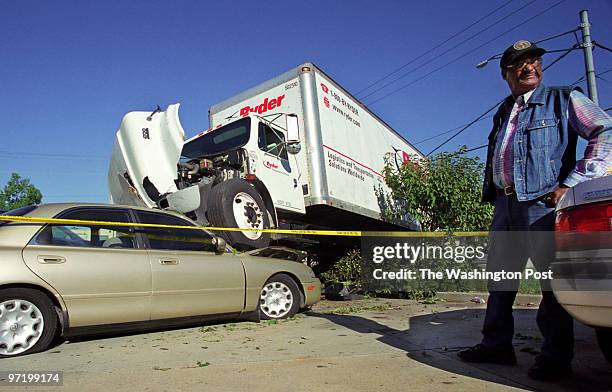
[108,104,304,250]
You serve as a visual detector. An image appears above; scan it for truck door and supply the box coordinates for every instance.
[255,122,306,214]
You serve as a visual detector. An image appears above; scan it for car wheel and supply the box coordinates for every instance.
[0,289,59,358]
[207,179,271,250]
[596,327,612,365]
[258,274,301,320]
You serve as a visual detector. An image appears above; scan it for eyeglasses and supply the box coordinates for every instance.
[506,57,542,71]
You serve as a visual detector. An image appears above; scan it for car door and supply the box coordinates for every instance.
[21,207,151,327]
[255,122,306,213]
[134,210,246,320]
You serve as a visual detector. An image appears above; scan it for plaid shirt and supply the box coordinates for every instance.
[493,90,612,189]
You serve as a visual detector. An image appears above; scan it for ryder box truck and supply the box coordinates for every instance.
[109,63,424,250]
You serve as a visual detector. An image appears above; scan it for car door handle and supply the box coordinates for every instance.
[159,258,179,265]
[37,255,66,264]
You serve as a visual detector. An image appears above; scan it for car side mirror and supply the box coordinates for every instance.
[212,236,227,255]
[286,114,300,144]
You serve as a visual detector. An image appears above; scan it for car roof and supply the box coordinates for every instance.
[24,203,198,223]
[1,203,238,253]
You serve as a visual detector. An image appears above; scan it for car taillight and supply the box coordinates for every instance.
[555,201,612,251]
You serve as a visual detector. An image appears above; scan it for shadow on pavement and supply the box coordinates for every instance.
[308,307,612,391]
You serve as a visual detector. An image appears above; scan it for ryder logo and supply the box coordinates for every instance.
[264,161,279,169]
[240,95,285,117]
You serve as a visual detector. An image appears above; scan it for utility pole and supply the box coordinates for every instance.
[580,10,598,105]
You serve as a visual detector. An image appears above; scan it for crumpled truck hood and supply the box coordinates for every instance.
[108,104,185,208]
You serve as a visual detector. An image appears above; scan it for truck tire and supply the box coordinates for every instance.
[0,288,59,357]
[596,327,612,365]
[207,179,271,250]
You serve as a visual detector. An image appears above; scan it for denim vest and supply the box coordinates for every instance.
[482,83,579,203]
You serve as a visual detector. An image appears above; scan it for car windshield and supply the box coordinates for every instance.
[181,117,251,159]
[0,205,38,226]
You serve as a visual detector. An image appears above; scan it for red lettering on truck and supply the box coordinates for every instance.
[239,95,285,117]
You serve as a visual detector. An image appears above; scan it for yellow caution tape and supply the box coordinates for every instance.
[0,215,360,237]
[366,231,488,237]
[0,215,488,237]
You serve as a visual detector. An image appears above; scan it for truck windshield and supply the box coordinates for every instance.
[182,118,251,159]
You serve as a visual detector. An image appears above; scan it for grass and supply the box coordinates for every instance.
[326,302,400,314]
[518,276,542,295]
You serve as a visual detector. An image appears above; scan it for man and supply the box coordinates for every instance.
[458,40,612,381]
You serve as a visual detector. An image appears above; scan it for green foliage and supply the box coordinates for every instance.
[0,173,43,211]
[320,249,362,284]
[382,146,493,231]
[404,289,438,301]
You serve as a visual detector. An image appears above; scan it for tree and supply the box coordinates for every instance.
[0,173,43,211]
[382,146,493,232]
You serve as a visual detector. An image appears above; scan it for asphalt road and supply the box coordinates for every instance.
[0,297,611,391]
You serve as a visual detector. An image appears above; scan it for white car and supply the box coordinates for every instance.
[552,175,612,364]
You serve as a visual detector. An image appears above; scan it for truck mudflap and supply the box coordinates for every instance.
[108,104,185,208]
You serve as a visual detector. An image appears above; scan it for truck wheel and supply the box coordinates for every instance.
[258,274,301,320]
[0,288,59,357]
[207,179,271,250]
[596,327,612,365]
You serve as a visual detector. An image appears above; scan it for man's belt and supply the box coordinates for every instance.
[496,185,515,196]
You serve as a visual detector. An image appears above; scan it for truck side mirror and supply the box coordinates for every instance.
[286,114,300,144]
[212,236,227,255]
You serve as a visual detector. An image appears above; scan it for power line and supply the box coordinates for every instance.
[413,115,493,145]
[355,0,515,96]
[463,144,488,153]
[599,68,612,76]
[593,41,612,54]
[570,68,612,86]
[426,100,503,157]
[0,150,107,160]
[419,41,598,148]
[541,43,580,70]
[366,0,567,106]
[360,0,537,100]
[426,42,576,156]
[535,28,581,45]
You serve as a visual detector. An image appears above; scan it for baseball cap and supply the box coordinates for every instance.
[500,40,546,69]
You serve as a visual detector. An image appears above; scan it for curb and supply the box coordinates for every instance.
[436,291,542,305]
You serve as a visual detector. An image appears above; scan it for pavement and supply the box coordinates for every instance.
[0,296,611,392]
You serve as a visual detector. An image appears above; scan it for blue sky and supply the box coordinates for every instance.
[2,0,611,203]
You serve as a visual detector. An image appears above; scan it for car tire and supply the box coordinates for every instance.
[258,274,301,320]
[0,288,59,358]
[207,179,271,250]
[595,327,612,365]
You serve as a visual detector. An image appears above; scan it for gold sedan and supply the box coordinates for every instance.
[0,203,321,357]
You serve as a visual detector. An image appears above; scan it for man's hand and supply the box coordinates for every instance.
[542,185,570,208]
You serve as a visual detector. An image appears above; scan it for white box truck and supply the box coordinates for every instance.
[109,63,424,250]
